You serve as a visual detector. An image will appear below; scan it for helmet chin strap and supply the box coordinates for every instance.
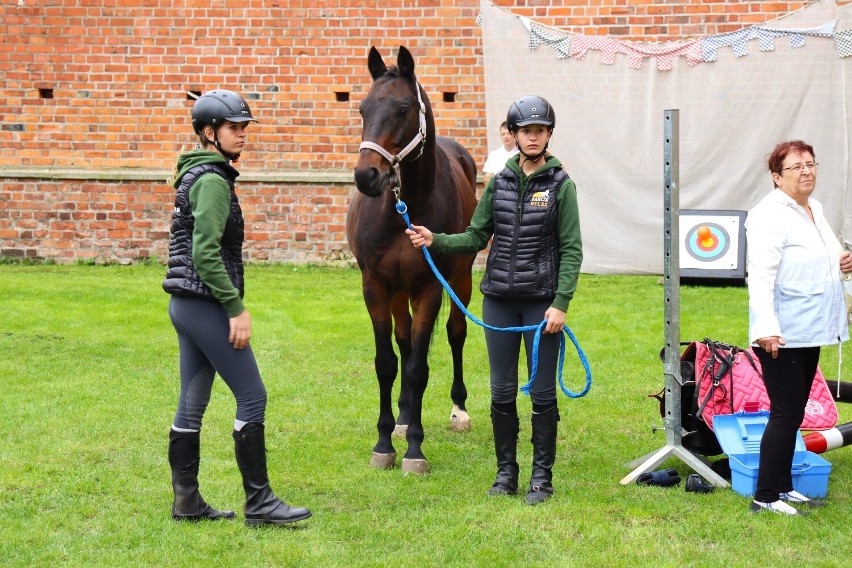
[210,131,240,163]
[215,140,240,163]
[514,135,549,165]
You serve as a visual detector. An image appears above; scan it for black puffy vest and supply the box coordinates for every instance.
[162,163,245,300]
[480,166,567,300]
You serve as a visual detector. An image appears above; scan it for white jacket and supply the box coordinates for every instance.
[482,146,519,174]
[746,189,849,347]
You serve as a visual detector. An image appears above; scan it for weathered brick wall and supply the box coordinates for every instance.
[1,174,353,264]
[0,0,820,264]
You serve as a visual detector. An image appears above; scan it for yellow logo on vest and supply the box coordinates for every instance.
[530,190,549,208]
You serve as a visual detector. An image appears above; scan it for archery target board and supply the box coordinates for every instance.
[679,210,747,280]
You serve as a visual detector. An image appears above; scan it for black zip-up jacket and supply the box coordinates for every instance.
[480,165,565,299]
[162,159,244,310]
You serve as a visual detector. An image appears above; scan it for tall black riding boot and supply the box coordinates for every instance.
[168,429,235,521]
[233,422,312,526]
[487,403,519,496]
[526,405,560,505]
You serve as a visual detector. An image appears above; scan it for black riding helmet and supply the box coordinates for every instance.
[191,89,257,135]
[506,95,555,132]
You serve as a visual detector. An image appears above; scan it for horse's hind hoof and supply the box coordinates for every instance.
[449,405,471,432]
[393,424,409,438]
[370,451,397,469]
[401,458,430,474]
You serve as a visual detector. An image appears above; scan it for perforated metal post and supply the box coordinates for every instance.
[620,110,729,487]
[662,109,683,449]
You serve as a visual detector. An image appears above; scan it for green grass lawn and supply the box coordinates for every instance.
[1,264,850,567]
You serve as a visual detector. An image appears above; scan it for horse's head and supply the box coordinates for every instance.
[354,46,429,198]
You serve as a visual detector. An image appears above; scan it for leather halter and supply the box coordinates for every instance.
[358,82,427,200]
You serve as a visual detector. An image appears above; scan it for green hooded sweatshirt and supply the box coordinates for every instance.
[171,149,245,317]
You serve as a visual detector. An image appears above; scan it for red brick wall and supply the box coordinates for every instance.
[0,0,820,263]
[1,176,353,264]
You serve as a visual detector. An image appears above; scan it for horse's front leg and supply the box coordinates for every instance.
[447,268,473,432]
[391,293,412,437]
[401,288,442,474]
[365,290,399,470]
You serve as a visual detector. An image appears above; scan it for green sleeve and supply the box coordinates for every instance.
[189,174,245,317]
[431,180,495,254]
[551,177,583,312]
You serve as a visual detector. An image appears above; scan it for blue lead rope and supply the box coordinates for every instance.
[396,200,592,398]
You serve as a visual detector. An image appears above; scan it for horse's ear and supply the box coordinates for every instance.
[397,46,415,79]
[367,47,387,81]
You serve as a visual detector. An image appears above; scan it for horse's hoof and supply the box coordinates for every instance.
[449,405,471,432]
[393,424,409,438]
[401,458,430,474]
[370,451,397,469]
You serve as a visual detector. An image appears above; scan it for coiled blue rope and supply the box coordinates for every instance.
[396,200,592,398]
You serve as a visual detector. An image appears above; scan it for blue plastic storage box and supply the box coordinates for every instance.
[712,410,831,498]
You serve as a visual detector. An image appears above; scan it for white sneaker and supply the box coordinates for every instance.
[749,499,808,516]
[780,490,826,508]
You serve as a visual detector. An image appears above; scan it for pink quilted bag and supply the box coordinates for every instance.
[691,340,838,431]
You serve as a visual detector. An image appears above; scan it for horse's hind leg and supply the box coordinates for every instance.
[447,272,472,432]
[391,294,412,437]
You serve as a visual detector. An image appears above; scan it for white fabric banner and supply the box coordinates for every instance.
[481,0,852,274]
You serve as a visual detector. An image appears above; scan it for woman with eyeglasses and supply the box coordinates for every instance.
[746,139,852,515]
[406,95,582,505]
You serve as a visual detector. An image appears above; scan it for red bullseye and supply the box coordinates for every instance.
[696,225,717,251]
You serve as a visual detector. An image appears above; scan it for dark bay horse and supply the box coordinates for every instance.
[348,46,478,473]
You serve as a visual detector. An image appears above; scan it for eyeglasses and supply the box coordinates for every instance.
[781,162,819,174]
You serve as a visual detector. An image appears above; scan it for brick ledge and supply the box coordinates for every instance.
[0,167,354,184]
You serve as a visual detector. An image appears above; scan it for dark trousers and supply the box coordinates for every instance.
[169,296,267,430]
[753,346,819,503]
[482,296,559,406]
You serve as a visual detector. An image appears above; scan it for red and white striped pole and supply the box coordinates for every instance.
[803,422,852,454]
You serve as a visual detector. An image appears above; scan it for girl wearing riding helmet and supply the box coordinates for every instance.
[407,95,583,505]
[162,89,311,526]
